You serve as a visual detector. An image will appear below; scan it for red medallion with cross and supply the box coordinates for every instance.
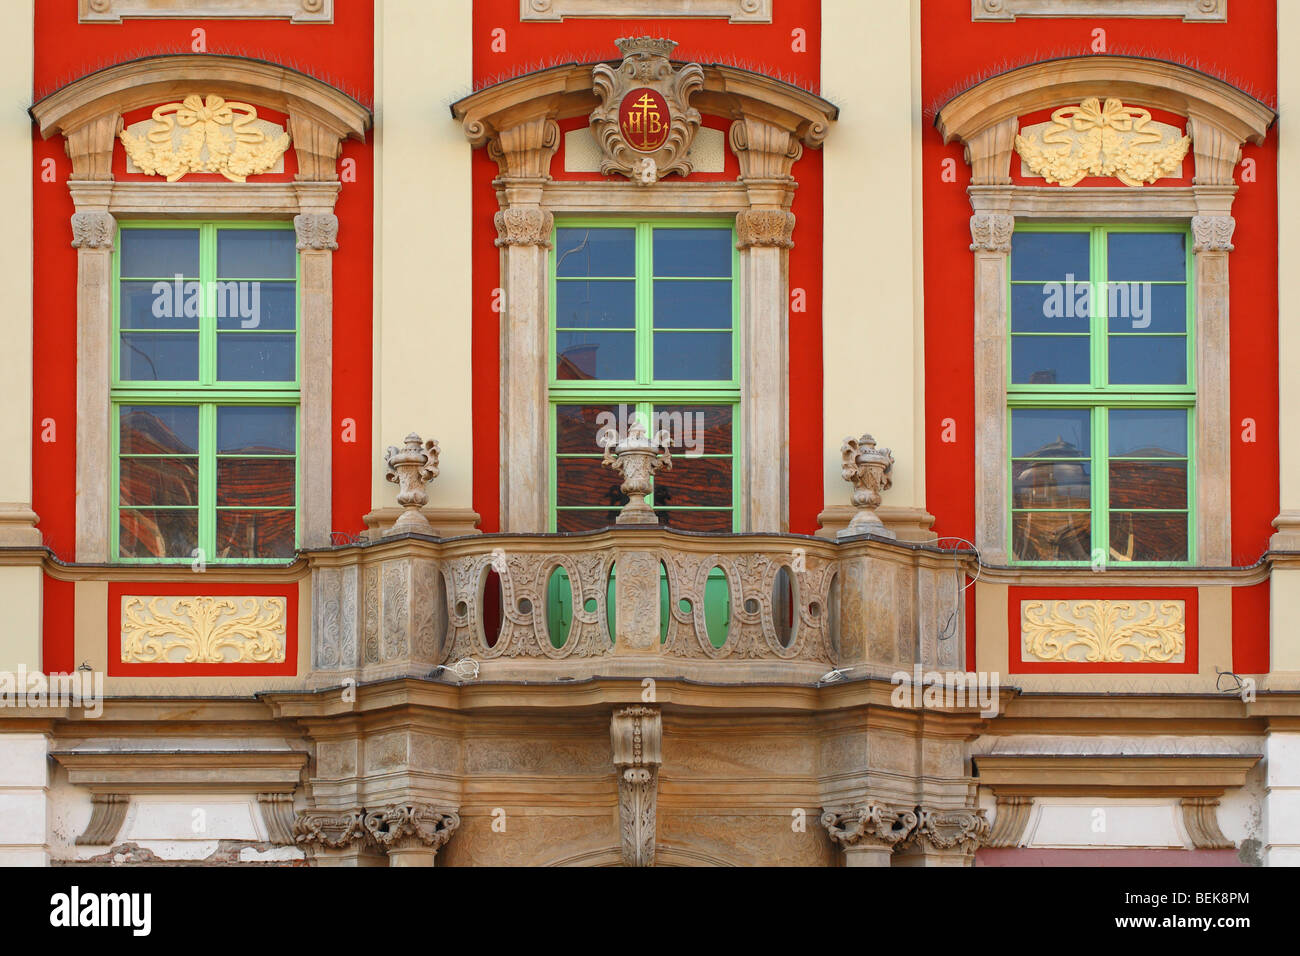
[618,88,671,152]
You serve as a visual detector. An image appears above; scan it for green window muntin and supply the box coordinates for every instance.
[1007,223,1194,566]
[548,219,740,534]
[111,221,300,564]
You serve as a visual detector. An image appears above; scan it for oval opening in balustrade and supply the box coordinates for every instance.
[606,560,617,644]
[827,571,840,659]
[481,566,505,648]
[704,566,730,648]
[659,559,670,644]
[545,566,574,649]
[772,565,798,649]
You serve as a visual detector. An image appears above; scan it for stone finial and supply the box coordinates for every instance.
[384,433,440,535]
[839,434,895,540]
[600,418,672,525]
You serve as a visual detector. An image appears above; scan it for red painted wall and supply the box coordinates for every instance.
[469,0,824,533]
[32,0,374,669]
[920,0,1278,670]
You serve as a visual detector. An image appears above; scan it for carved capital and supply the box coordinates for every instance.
[1192,215,1235,253]
[292,807,367,849]
[1187,114,1243,186]
[71,211,116,250]
[821,802,918,850]
[294,213,339,250]
[734,208,796,250]
[363,803,461,853]
[494,206,554,248]
[612,705,662,866]
[909,806,991,855]
[969,212,1014,253]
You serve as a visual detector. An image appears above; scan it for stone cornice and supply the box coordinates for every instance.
[50,749,308,792]
[972,753,1262,796]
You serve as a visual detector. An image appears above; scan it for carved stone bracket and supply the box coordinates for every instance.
[590,37,704,184]
[76,793,130,846]
[969,212,1014,253]
[1180,796,1235,849]
[70,211,116,249]
[1192,214,1236,252]
[257,793,298,846]
[611,705,662,866]
[294,213,339,250]
[986,794,1033,847]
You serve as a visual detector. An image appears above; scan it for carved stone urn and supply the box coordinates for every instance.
[384,433,440,535]
[840,434,895,540]
[600,419,673,525]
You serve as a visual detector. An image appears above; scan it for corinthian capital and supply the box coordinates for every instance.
[910,805,991,854]
[362,803,460,853]
[292,807,366,849]
[494,206,554,248]
[969,213,1014,253]
[294,213,339,250]
[735,208,796,250]
[1191,215,1235,252]
[70,211,116,249]
[821,802,918,850]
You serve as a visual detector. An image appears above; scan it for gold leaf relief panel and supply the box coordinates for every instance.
[120,595,287,664]
[1021,599,1186,664]
[119,95,291,182]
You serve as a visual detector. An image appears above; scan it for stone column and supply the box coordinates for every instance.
[293,807,386,867]
[69,182,117,564]
[892,805,989,867]
[821,802,917,867]
[730,116,801,533]
[968,204,1014,564]
[363,803,460,868]
[1191,212,1234,567]
[295,182,341,549]
[491,118,559,533]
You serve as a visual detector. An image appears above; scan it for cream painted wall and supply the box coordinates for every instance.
[1273,4,1300,670]
[373,0,475,521]
[0,2,39,673]
[820,0,926,532]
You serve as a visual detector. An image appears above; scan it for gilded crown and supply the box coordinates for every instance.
[616,36,678,60]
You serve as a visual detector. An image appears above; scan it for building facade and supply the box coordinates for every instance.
[0,0,1297,866]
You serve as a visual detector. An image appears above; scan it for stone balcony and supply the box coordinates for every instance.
[306,528,971,687]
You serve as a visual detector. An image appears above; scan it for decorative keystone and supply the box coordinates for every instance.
[384,433,440,535]
[600,418,672,525]
[839,434,895,539]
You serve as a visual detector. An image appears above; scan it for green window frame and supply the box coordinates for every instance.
[1007,223,1195,567]
[111,221,300,565]
[548,218,740,533]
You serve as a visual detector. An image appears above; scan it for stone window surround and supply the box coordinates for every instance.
[936,55,1275,566]
[452,62,837,533]
[79,0,332,23]
[520,0,771,22]
[30,54,371,561]
[971,0,1226,21]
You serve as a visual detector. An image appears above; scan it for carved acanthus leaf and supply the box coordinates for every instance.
[119,94,291,182]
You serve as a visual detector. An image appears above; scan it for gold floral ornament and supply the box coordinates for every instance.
[1014,97,1190,188]
[121,595,287,664]
[1021,599,1185,664]
[119,94,291,182]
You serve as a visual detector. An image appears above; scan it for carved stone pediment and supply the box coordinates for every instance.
[590,37,704,185]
